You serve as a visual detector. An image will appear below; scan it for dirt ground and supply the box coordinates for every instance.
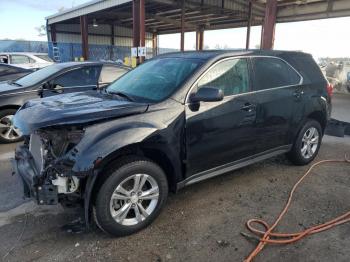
[0,95,349,262]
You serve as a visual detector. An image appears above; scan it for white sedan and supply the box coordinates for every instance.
[0,52,54,70]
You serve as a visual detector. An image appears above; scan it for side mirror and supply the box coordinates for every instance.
[42,82,50,90]
[190,87,224,103]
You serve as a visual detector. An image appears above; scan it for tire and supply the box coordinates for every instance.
[287,119,322,166]
[94,157,168,236]
[0,109,23,144]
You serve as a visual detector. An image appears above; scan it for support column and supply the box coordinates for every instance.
[199,27,204,51]
[180,2,185,51]
[50,24,57,43]
[132,0,140,48]
[80,15,89,60]
[111,24,115,46]
[139,0,145,63]
[196,27,204,51]
[261,0,277,50]
[246,1,252,50]
[196,30,200,50]
[110,24,115,60]
[152,32,158,57]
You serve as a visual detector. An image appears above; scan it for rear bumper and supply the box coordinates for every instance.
[12,145,58,205]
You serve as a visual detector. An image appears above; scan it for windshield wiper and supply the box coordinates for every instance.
[107,90,135,102]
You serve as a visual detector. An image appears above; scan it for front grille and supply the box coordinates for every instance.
[29,134,44,173]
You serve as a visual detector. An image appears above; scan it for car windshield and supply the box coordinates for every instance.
[14,64,62,86]
[106,57,204,102]
[35,54,53,62]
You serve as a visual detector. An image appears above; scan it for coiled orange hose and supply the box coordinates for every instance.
[244,155,350,262]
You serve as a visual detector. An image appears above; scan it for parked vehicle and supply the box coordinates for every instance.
[0,62,129,143]
[0,64,34,82]
[0,52,54,69]
[12,50,331,236]
[347,72,350,93]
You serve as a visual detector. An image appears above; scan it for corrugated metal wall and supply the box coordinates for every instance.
[54,24,152,47]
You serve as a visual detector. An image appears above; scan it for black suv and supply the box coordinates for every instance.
[12,50,332,236]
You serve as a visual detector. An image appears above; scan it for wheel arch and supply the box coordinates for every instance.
[90,142,182,205]
[0,104,21,112]
[307,110,327,133]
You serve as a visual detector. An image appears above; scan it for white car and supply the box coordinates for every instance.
[0,52,54,70]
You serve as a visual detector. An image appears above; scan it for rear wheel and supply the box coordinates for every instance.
[287,120,322,165]
[94,157,168,236]
[0,109,22,144]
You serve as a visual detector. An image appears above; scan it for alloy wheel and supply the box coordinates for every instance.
[0,115,21,141]
[300,127,319,159]
[109,174,159,226]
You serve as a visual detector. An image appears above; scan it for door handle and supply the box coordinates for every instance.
[240,103,255,112]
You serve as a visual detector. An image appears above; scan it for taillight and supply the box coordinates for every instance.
[326,83,333,97]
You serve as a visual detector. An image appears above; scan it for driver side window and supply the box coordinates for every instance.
[52,66,101,88]
[198,58,249,96]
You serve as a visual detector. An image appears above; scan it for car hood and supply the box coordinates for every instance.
[13,91,149,135]
[0,82,26,94]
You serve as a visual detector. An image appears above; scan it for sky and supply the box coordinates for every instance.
[1,0,350,60]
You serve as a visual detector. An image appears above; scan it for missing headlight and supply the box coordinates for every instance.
[37,127,84,159]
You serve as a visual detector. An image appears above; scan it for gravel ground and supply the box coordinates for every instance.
[0,95,349,262]
[0,135,349,262]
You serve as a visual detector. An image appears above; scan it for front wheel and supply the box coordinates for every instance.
[94,157,168,236]
[287,120,322,165]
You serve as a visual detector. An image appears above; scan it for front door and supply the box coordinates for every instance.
[185,58,258,176]
[251,57,303,153]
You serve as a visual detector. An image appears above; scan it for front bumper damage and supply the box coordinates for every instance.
[12,143,98,230]
[12,145,59,205]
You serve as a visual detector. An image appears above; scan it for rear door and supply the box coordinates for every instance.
[185,57,258,175]
[42,66,101,97]
[251,56,303,153]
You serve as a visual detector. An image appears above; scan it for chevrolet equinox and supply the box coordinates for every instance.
[12,50,332,236]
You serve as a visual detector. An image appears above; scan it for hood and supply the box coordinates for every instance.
[0,82,26,95]
[14,91,149,135]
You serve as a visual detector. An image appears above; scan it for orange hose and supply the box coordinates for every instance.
[244,155,350,262]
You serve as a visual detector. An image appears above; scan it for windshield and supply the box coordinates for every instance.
[15,64,62,86]
[106,58,203,102]
[35,54,53,62]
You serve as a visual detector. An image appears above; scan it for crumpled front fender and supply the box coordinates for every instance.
[69,103,185,174]
[72,123,159,172]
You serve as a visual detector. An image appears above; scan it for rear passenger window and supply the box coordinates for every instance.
[11,55,30,64]
[99,66,127,84]
[252,57,301,90]
[198,58,249,96]
[285,54,324,83]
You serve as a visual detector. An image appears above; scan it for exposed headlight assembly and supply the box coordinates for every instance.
[36,127,84,159]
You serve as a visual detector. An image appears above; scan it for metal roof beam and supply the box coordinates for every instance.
[277,0,350,21]
[152,0,265,18]
[148,13,196,29]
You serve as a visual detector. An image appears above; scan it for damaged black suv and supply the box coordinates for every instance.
[12,50,332,236]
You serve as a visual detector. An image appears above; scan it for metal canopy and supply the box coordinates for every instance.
[47,0,350,35]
